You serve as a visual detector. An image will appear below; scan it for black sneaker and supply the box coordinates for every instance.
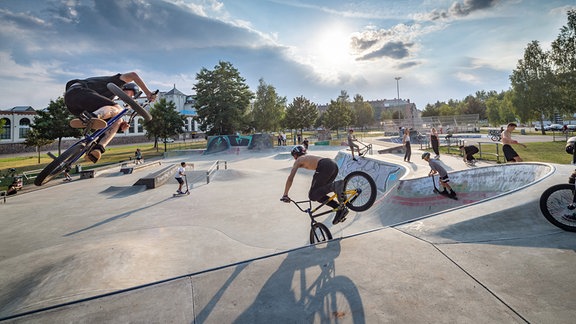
[332,207,349,225]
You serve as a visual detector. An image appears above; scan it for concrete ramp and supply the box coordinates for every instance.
[366,163,553,226]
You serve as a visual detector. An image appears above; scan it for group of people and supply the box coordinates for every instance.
[420,122,526,197]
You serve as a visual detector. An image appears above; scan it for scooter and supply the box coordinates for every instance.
[173,175,190,197]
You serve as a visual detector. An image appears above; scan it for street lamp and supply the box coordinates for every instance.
[394,77,401,102]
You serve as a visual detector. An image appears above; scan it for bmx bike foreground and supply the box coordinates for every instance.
[34,83,155,186]
[285,171,377,244]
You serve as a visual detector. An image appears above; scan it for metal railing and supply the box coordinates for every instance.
[206,160,227,184]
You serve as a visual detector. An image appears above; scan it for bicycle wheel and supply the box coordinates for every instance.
[490,135,500,142]
[35,142,87,186]
[107,83,152,121]
[307,276,365,323]
[344,171,377,212]
[539,183,576,232]
[310,222,332,244]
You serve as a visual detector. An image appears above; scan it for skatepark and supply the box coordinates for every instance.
[1,137,575,323]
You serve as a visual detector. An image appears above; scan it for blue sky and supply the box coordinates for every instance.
[0,0,573,111]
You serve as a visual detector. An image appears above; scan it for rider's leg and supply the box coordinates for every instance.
[84,105,126,163]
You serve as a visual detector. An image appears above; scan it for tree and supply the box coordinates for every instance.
[145,98,185,151]
[23,128,54,163]
[550,9,576,115]
[352,94,374,130]
[251,78,286,132]
[284,96,319,135]
[323,95,352,137]
[510,40,554,133]
[31,97,80,154]
[193,61,254,135]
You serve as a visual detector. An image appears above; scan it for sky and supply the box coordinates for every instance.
[0,0,574,111]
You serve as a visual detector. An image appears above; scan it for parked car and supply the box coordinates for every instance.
[535,125,551,131]
[549,124,564,131]
[162,138,175,143]
[568,125,576,131]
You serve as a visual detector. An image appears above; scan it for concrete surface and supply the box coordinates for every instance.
[1,139,575,323]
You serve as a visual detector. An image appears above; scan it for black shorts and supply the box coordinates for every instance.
[439,175,450,183]
[176,177,184,184]
[309,158,338,202]
[503,144,518,161]
[64,86,116,116]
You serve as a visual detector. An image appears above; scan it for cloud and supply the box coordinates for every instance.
[416,0,501,21]
[356,41,414,61]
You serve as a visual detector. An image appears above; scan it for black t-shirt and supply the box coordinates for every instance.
[65,73,124,99]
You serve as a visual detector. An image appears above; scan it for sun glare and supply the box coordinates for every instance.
[312,25,354,70]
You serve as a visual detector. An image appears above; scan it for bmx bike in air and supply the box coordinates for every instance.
[539,137,576,232]
[283,171,377,244]
[34,83,157,186]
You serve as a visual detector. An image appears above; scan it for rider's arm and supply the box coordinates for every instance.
[120,72,156,101]
[282,161,301,197]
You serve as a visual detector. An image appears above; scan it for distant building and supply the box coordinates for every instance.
[0,106,35,142]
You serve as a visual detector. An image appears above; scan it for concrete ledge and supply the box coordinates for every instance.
[79,170,95,179]
[120,161,162,175]
[133,164,176,189]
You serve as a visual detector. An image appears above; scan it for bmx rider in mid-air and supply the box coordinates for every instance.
[281,145,349,224]
[64,72,156,163]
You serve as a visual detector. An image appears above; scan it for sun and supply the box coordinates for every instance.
[312,25,354,70]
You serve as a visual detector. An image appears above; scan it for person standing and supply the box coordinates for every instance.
[430,127,440,159]
[422,152,456,197]
[403,128,411,162]
[501,122,526,162]
[347,129,360,161]
[175,162,187,194]
[134,148,143,165]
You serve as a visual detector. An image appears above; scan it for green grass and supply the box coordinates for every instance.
[434,141,571,164]
[0,141,208,190]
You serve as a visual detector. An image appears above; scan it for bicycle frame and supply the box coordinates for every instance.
[64,106,141,167]
[289,189,361,223]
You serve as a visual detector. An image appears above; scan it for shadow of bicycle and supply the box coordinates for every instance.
[195,240,366,323]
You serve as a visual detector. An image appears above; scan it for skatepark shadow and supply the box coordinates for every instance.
[98,185,147,198]
[63,197,171,237]
[195,240,366,322]
[400,200,576,251]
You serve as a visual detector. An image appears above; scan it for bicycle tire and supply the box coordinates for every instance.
[34,143,87,186]
[539,183,576,232]
[344,171,377,212]
[490,135,500,142]
[310,222,332,244]
[307,276,365,323]
[107,83,152,121]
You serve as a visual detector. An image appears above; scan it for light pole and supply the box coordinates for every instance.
[394,77,401,102]
[395,77,403,127]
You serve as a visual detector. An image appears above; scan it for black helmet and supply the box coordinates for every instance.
[291,145,306,157]
[421,152,431,159]
[122,82,139,94]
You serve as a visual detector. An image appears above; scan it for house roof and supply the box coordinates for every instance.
[11,106,35,112]
[165,85,185,96]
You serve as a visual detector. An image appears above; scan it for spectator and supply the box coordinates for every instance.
[430,127,440,159]
[501,122,526,162]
